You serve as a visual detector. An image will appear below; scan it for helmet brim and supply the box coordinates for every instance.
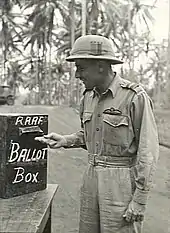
[66,54,123,65]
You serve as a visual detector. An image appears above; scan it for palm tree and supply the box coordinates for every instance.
[0,0,23,84]
[141,43,167,106]
[5,0,156,106]
[22,0,69,104]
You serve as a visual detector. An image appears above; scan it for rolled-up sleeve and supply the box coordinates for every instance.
[130,91,159,205]
[63,97,86,149]
[63,130,85,148]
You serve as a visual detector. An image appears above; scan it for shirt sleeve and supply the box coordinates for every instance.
[63,96,86,149]
[130,91,159,205]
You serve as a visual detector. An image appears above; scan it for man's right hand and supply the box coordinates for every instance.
[35,133,67,149]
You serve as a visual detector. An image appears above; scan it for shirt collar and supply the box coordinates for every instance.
[93,72,121,98]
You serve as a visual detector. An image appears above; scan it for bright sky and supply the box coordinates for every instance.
[151,0,169,43]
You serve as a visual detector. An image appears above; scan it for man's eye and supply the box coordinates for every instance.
[77,67,84,72]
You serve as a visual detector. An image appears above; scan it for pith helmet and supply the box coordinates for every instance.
[66,35,123,65]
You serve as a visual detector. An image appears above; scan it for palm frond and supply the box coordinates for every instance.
[143,7,155,23]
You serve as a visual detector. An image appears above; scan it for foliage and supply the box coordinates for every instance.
[0,0,168,106]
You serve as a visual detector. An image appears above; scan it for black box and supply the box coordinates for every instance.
[0,114,48,198]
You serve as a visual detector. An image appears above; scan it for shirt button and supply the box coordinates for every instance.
[98,113,101,117]
[96,128,99,131]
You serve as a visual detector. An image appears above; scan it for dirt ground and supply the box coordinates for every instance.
[1,105,170,233]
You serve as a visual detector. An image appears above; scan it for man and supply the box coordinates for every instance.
[35,35,159,233]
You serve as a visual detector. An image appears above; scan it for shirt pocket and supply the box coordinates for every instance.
[102,114,129,146]
[82,112,93,142]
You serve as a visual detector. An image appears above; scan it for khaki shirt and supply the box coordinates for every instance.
[65,74,159,205]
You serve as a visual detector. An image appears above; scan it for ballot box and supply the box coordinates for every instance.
[0,114,48,198]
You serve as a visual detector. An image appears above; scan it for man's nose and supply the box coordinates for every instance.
[75,70,81,79]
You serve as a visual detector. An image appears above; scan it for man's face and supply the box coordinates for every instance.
[75,59,103,89]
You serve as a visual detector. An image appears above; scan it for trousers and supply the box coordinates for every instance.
[79,164,142,233]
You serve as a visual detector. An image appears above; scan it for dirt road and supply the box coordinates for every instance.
[0,105,169,233]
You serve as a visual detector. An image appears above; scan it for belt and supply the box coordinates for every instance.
[88,154,136,168]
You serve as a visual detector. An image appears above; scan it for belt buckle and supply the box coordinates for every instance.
[91,154,97,166]
[103,156,107,167]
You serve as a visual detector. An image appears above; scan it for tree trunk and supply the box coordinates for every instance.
[165,0,170,108]
[74,0,87,105]
[127,1,135,82]
[43,25,48,105]
[82,0,86,36]
[48,32,52,105]
[2,18,8,84]
[30,47,34,105]
[36,40,40,104]
[69,0,75,106]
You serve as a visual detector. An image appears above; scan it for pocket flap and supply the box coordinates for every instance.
[103,114,129,127]
[83,112,92,123]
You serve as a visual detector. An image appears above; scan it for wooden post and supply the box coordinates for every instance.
[43,205,52,233]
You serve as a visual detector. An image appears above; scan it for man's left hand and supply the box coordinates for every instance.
[123,200,145,223]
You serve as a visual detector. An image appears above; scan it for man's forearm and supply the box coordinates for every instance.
[131,92,159,205]
[63,130,86,149]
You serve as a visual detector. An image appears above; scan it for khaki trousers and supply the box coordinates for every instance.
[79,164,142,233]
